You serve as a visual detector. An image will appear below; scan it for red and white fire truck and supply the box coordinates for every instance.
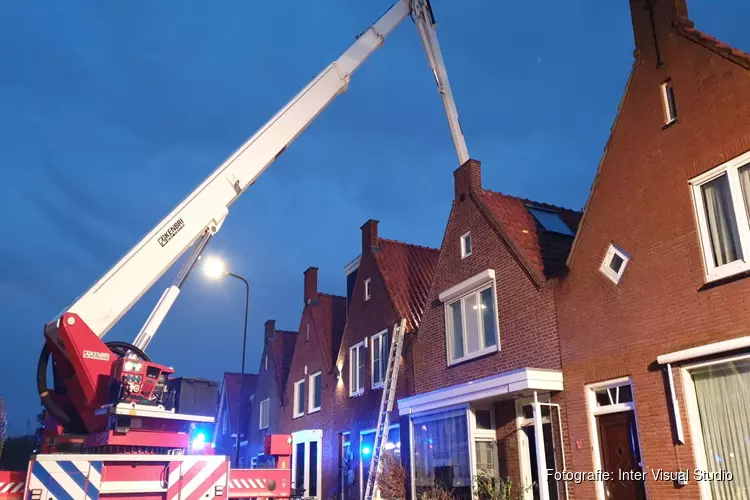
[0,0,469,499]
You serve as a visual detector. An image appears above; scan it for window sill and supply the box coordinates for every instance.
[662,119,677,130]
[349,390,364,398]
[372,382,384,391]
[259,425,269,430]
[448,344,500,367]
[308,407,321,414]
[293,413,304,419]
[699,265,750,290]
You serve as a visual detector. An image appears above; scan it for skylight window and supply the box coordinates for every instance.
[527,206,574,236]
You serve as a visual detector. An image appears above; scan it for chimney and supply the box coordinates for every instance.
[361,219,380,253]
[454,159,482,200]
[304,267,319,305]
[264,319,276,341]
[629,0,689,65]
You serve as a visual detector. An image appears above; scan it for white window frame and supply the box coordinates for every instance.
[370,329,388,389]
[661,79,677,125]
[441,270,501,366]
[585,377,642,500]
[599,243,629,285]
[364,278,371,301]
[259,398,270,430]
[689,150,750,281]
[308,371,322,413]
[293,378,306,418]
[681,352,750,500]
[460,232,472,259]
[264,354,269,371]
[349,341,365,397]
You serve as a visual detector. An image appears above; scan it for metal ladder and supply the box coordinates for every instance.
[364,318,407,500]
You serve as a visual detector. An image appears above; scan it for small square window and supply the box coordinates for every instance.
[364,278,371,301]
[527,206,574,236]
[308,371,322,413]
[461,232,472,258]
[600,244,630,284]
[259,398,270,429]
[661,80,677,125]
[293,379,306,418]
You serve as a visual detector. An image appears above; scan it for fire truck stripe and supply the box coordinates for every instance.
[41,462,84,500]
[30,463,72,500]
[240,479,249,488]
[184,467,221,500]
[179,461,216,500]
[168,460,209,500]
[57,462,87,495]
[90,461,103,475]
[11,484,24,494]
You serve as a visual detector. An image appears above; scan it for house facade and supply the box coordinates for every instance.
[399,159,581,500]
[280,267,347,500]
[332,220,439,500]
[555,1,750,499]
[213,372,257,467]
[246,319,297,467]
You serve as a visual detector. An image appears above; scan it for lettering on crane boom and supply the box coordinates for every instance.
[83,350,110,361]
[158,219,185,247]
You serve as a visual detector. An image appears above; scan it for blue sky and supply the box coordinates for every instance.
[1,0,748,435]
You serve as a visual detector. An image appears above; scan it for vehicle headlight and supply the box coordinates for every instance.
[124,361,143,372]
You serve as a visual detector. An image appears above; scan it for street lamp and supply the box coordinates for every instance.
[202,256,249,468]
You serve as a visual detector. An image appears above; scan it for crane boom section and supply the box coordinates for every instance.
[53,1,412,339]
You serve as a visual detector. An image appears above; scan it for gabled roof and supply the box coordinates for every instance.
[475,189,582,280]
[269,329,297,402]
[222,372,257,433]
[307,293,347,372]
[676,17,750,71]
[373,239,440,333]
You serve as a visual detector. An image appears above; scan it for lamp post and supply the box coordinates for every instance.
[203,256,249,467]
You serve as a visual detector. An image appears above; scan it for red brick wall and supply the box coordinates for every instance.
[556,2,750,498]
[247,338,282,460]
[413,188,562,395]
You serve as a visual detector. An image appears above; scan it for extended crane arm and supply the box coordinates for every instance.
[45,0,468,350]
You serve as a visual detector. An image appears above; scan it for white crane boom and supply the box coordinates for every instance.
[45,0,469,349]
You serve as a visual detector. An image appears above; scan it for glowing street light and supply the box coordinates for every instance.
[203,256,227,279]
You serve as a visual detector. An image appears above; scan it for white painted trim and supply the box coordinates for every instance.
[460,231,472,259]
[291,429,323,500]
[657,335,750,364]
[259,398,271,430]
[599,243,629,285]
[293,378,305,418]
[689,149,750,282]
[364,278,371,301]
[349,341,365,397]
[308,371,322,413]
[438,269,495,303]
[660,80,677,125]
[397,368,563,415]
[370,329,388,389]
[345,255,361,276]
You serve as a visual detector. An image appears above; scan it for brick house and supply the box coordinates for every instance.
[213,372,257,467]
[399,159,582,500]
[333,220,439,500]
[554,1,750,499]
[280,267,347,500]
[246,319,297,467]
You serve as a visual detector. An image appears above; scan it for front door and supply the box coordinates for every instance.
[292,430,322,500]
[597,411,646,500]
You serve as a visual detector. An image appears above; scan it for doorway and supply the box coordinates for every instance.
[292,430,323,500]
[517,396,560,500]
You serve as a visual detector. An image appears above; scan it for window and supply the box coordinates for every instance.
[690,151,750,281]
[446,284,499,365]
[361,424,401,496]
[371,330,390,389]
[306,324,310,342]
[683,356,750,499]
[661,79,677,124]
[412,409,471,500]
[264,354,269,371]
[293,378,306,418]
[600,243,629,284]
[527,206,574,236]
[309,371,322,413]
[460,232,472,258]
[251,457,258,469]
[364,278,371,301]
[259,398,270,429]
[349,341,365,396]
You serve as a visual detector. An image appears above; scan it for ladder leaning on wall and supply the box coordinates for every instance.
[364,318,407,500]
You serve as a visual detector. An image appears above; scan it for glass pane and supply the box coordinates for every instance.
[463,234,472,255]
[617,384,633,403]
[464,294,481,354]
[480,288,497,348]
[474,441,496,473]
[475,409,492,430]
[295,442,305,493]
[412,409,471,500]
[313,375,322,409]
[381,332,390,380]
[739,165,750,227]
[609,253,624,273]
[691,358,750,498]
[522,405,534,420]
[450,301,464,360]
[528,207,574,235]
[358,346,365,391]
[701,174,741,267]
[373,336,381,385]
[298,381,306,413]
[309,441,318,497]
[595,389,610,407]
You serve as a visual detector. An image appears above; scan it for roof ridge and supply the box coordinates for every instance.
[318,292,346,300]
[275,329,298,335]
[379,237,440,253]
[675,16,750,70]
[480,188,582,214]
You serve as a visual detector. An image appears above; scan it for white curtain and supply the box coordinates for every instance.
[701,174,740,266]
[691,357,750,499]
[739,165,750,227]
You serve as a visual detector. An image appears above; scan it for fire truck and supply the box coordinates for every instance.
[0,0,469,498]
